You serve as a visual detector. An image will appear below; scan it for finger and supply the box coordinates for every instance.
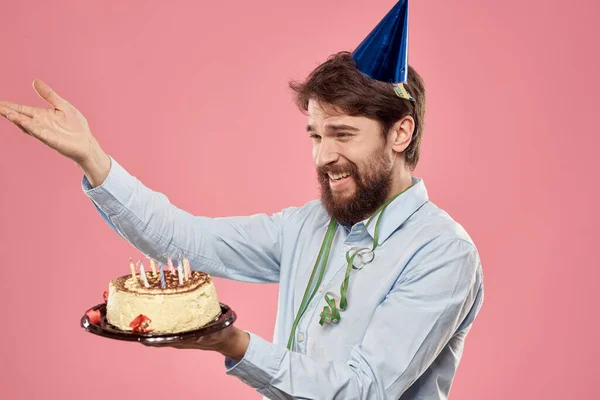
[16,124,30,135]
[140,341,174,348]
[5,111,50,144]
[0,105,13,117]
[141,341,192,350]
[143,343,186,350]
[5,111,33,132]
[171,344,191,350]
[32,79,68,110]
[0,101,42,118]
[0,107,31,135]
[1,109,32,135]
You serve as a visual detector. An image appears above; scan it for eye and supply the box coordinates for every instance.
[337,132,352,138]
[309,133,321,139]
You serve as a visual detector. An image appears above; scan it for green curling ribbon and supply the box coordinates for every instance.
[319,246,370,326]
[287,218,337,350]
[288,185,414,348]
[318,186,413,327]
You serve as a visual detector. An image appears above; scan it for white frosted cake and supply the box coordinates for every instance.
[106,269,221,334]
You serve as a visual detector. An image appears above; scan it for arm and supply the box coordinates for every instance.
[1,81,286,283]
[82,156,286,283]
[225,238,483,399]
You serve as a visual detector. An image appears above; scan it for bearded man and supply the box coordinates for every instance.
[0,1,484,399]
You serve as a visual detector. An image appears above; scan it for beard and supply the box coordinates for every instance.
[317,147,393,227]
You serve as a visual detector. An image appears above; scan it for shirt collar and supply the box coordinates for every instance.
[347,177,429,245]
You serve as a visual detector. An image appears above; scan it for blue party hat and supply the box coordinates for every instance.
[351,0,414,101]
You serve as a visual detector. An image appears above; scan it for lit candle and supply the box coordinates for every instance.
[138,261,150,288]
[129,258,136,281]
[177,259,184,285]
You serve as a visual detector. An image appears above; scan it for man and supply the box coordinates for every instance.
[0,1,483,398]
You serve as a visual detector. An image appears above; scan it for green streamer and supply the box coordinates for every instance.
[288,185,414,347]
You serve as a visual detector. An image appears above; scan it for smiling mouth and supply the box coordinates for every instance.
[328,171,351,181]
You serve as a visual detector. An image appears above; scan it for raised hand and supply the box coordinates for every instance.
[0,79,110,186]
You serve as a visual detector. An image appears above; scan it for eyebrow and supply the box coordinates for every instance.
[306,124,360,132]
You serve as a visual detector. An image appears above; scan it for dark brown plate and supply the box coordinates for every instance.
[81,303,236,344]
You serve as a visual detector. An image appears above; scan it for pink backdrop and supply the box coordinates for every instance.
[1,0,598,398]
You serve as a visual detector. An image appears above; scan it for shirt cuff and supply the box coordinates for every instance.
[224,331,286,390]
[81,156,137,216]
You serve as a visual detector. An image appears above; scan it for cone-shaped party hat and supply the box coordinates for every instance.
[351,0,414,101]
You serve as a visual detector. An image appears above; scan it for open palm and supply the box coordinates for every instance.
[0,79,98,164]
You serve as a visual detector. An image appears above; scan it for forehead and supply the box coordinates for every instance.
[307,99,378,132]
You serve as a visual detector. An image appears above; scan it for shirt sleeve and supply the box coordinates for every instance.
[81,156,287,283]
[225,237,484,399]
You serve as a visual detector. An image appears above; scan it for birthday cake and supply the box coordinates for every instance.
[103,258,222,334]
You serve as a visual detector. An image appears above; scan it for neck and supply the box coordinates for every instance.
[387,170,413,201]
[385,154,413,197]
[348,170,413,227]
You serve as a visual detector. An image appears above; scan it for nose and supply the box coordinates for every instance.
[314,138,340,168]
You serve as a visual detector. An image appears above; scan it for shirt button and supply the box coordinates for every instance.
[318,284,325,293]
[298,333,305,342]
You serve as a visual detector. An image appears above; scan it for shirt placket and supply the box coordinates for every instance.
[292,225,370,353]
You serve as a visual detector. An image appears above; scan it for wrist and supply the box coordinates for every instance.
[78,144,111,188]
[218,328,250,362]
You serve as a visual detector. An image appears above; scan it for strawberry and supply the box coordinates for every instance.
[103,290,108,303]
[129,314,153,333]
[86,309,102,324]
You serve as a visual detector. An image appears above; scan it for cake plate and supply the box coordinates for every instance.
[81,303,236,344]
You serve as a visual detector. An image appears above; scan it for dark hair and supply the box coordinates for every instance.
[289,51,426,169]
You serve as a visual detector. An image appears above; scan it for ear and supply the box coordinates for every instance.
[388,115,415,153]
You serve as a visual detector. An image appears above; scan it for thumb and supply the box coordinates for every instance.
[32,79,69,110]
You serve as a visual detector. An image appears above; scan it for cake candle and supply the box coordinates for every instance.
[138,261,150,288]
[179,254,188,281]
[184,257,191,280]
[177,260,184,285]
[158,262,166,289]
[149,258,157,275]
[168,258,175,273]
[129,258,136,280]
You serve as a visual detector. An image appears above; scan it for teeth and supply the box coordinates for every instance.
[329,172,350,181]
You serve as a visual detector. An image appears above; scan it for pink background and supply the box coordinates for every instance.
[1,0,598,398]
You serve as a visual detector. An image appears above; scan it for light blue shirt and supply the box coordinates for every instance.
[82,157,484,400]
